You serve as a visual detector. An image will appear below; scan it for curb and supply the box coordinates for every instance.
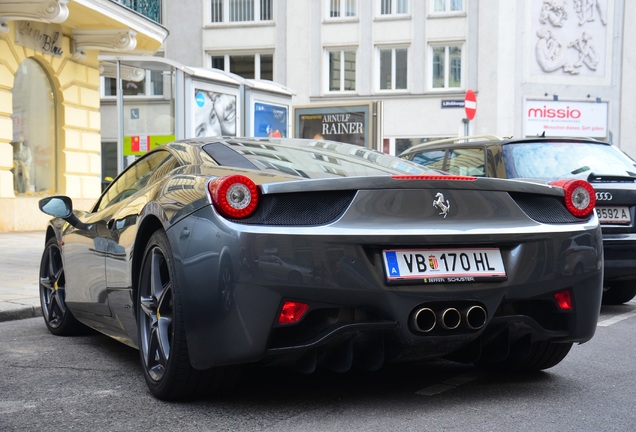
[0,306,42,323]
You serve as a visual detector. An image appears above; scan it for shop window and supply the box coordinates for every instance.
[11,58,56,196]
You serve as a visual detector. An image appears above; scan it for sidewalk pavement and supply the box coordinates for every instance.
[0,231,45,322]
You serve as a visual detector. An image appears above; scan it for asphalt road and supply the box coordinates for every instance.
[1,302,635,432]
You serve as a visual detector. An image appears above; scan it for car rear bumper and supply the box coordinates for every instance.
[602,234,636,281]
[169,212,603,371]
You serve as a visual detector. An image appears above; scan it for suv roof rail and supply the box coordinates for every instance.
[401,134,503,155]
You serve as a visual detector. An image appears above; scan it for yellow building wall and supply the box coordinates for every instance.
[0,23,102,231]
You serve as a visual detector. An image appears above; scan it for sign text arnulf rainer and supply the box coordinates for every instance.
[321,114,364,135]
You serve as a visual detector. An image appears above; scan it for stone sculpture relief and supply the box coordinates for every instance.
[534,0,607,76]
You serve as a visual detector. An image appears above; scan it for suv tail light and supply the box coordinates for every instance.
[550,179,596,218]
[208,175,260,219]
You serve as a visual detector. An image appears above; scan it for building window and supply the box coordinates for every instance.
[433,0,463,13]
[379,0,408,15]
[211,53,273,80]
[210,0,273,23]
[431,44,462,89]
[102,70,164,97]
[328,0,356,18]
[328,50,356,92]
[379,47,408,90]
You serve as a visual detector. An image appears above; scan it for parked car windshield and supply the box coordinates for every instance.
[503,141,636,180]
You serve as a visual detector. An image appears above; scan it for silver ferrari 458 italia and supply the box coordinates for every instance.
[38,137,603,400]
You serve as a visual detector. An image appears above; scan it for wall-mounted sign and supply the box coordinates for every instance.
[441,100,465,108]
[294,104,372,147]
[124,135,175,156]
[15,21,63,57]
[524,100,608,138]
[254,102,288,137]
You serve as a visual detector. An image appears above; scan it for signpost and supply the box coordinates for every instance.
[465,89,477,120]
[464,89,477,135]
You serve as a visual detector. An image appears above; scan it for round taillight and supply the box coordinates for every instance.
[550,179,596,218]
[208,175,260,219]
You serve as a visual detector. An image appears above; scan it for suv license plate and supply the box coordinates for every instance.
[596,206,631,224]
[383,248,507,283]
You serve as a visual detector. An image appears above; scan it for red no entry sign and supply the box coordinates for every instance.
[465,89,477,120]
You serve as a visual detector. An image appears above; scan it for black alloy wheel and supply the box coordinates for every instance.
[39,237,82,335]
[138,230,219,400]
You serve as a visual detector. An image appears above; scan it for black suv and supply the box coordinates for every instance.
[399,135,636,304]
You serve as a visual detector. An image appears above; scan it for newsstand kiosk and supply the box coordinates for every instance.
[98,56,293,175]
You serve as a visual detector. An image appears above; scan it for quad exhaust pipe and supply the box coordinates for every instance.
[410,304,487,333]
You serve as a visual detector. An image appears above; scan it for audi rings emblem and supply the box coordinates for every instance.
[595,192,613,201]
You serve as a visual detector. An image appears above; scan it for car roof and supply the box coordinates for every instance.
[399,135,610,156]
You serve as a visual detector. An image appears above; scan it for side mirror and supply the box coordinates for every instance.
[39,196,73,218]
[39,196,88,229]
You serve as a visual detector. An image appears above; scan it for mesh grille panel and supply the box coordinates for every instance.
[230,190,356,225]
[510,193,591,224]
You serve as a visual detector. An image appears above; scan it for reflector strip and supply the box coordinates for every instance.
[278,301,309,325]
[554,290,573,310]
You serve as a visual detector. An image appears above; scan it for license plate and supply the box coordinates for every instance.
[595,206,631,224]
[383,248,507,283]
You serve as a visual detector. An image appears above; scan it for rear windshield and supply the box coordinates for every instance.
[205,139,437,179]
[503,141,636,180]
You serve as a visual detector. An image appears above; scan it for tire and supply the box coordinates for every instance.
[477,341,573,373]
[39,237,84,336]
[137,230,237,400]
[602,280,636,305]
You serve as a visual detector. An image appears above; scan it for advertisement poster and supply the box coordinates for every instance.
[524,100,608,138]
[123,135,175,156]
[294,104,371,147]
[254,102,288,137]
[193,89,237,137]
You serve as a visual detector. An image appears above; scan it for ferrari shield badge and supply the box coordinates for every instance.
[433,192,450,218]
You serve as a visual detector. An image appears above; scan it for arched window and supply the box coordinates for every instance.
[12,58,56,195]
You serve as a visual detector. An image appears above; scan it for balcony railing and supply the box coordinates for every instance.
[115,0,162,23]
